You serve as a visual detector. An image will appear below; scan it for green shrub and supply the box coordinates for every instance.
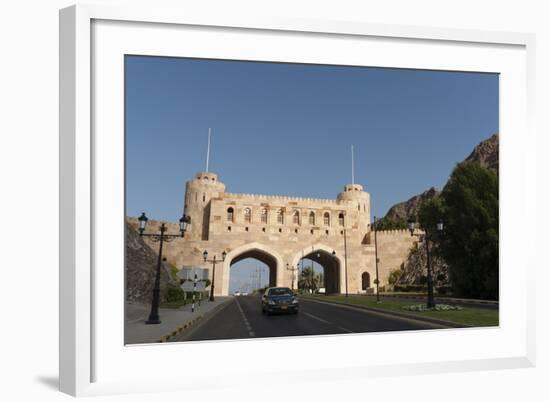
[164,286,185,302]
[388,269,401,285]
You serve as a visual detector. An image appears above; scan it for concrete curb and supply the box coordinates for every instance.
[160,299,233,342]
[159,315,203,343]
[300,297,471,329]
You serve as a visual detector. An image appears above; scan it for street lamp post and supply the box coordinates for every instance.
[203,250,227,302]
[343,229,349,297]
[407,218,444,309]
[373,216,380,302]
[331,249,337,294]
[138,212,191,325]
[286,263,299,291]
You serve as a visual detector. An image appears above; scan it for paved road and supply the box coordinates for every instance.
[175,295,447,342]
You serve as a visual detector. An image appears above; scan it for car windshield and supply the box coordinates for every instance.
[268,288,293,296]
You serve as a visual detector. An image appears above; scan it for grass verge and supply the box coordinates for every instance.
[301,294,499,327]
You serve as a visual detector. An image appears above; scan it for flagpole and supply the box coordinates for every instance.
[205,128,211,172]
[351,144,355,185]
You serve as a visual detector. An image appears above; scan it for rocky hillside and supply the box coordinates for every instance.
[382,133,499,222]
[125,221,178,304]
[393,242,448,288]
[464,133,499,173]
[384,187,439,222]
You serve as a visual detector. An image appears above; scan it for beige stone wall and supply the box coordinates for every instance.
[127,172,417,296]
[368,229,420,286]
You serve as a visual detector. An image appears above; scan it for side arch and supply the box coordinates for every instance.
[290,243,345,294]
[219,242,285,296]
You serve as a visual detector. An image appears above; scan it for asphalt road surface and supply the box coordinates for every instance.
[176,295,447,342]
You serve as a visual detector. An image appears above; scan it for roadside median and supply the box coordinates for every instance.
[299,294,499,328]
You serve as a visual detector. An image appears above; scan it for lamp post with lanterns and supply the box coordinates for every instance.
[407,218,444,309]
[202,250,227,302]
[137,212,191,325]
[286,263,299,291]
[373,216,381,302]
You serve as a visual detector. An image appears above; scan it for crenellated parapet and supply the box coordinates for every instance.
[224,192,340,206]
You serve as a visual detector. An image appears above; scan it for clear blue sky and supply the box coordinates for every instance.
[125,56,498,292]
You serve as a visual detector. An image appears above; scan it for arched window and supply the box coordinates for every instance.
[244,208,251,223]
[277,209,284,224]
[227,207,234,222]
[309,211,315,225]
[293,210,300,225]
[261,208,268,224]
[338,212,345,226]
[323,212,330,226]
[362,272,371,290]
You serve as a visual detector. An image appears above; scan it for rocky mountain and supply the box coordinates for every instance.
[125,221,178,304]
[384,187,439,222]
[382,133,499,223]
[394,241,449,288]
[464,132,499,173]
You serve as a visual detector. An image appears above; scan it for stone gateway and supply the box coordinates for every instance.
[128,171,418,296]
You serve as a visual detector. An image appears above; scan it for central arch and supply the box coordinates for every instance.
[220,242,284,296]
[291,244,345,294]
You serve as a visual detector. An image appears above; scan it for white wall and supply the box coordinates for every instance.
[0,1,548,400]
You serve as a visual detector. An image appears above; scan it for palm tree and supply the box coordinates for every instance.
[298,266,320,293]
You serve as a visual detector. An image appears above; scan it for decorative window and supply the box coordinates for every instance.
[323,212,330,226]
[277,209,284,224]
[244,208,251,223]
[293,210,300,225]
[261,208,268,224]
[309,211,315,225]
[227,207,234,222]
[338,212,345,226]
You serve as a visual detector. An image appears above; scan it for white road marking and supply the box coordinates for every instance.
[303,311,354,333]
[303,312,330,324]
[235,297,255,337]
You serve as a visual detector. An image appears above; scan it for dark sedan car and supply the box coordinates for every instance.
[261,287,299,315]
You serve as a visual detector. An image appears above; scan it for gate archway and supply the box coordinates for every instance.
[291,244,344,294]
[220,242,284,296]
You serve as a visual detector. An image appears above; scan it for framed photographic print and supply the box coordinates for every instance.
[59,4,536,397]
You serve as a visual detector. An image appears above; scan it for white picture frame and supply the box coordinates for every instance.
[59,4,536,397]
